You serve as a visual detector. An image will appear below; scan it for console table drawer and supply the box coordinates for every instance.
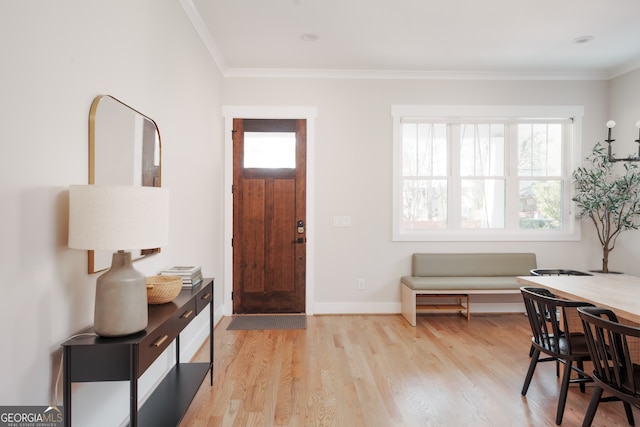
[196,281,213,314]
[139,299,197,374]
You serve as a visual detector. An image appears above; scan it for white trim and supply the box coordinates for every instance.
[609,57,640,80]
[312,302,523,315]
[391,104,585,118]
[223,68,611,81]
[223,106,318,120]
[178,0,228,74]
[222,106,318,316]
[313,302,401,315]
[392,105,584,242]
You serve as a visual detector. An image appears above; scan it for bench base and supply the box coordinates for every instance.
[401,284,520,326]
[416,294,470,321]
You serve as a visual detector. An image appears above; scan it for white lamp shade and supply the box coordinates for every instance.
[68,185,169,250]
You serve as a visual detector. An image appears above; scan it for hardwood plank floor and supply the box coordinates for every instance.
[181,314,637,426]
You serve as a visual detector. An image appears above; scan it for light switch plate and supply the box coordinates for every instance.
[333,216,352,227]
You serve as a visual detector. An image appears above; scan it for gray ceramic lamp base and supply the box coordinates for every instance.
[94,251,148,337]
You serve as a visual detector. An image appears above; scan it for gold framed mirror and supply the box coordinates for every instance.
[88,95,162,273]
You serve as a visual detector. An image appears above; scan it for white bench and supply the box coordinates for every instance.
[401,253,537,326]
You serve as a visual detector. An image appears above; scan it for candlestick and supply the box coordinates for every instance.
[606,120,615,142]
[606,120,640,162]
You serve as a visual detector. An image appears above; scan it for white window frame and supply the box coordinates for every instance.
[392,105,584,242]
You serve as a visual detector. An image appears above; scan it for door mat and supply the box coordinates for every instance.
[227,315,307,330]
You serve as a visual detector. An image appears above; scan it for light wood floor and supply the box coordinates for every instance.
[180,313,637,427]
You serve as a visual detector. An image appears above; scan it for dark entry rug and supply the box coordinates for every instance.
[226,314,307,330]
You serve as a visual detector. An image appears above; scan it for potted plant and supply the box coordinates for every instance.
[572,142,640,273]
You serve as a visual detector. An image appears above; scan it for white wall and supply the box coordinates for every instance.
[0,1,224,425]
[606,68,640,275]
[222,77,611,313]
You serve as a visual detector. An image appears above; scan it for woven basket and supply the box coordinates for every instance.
[146,275,182,304]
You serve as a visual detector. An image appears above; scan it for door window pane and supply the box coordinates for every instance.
[244,132,296,168]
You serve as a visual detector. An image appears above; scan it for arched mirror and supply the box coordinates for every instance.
[88,95,162,273]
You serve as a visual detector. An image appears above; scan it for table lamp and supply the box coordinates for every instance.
[68,185,169,337]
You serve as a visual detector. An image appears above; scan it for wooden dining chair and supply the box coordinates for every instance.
[578,306,639,427]
[525,269,591,358]
[520,286,594,425]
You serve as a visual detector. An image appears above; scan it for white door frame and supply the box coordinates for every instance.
[222,106,317,316]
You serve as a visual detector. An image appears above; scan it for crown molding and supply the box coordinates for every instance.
[180,0,636,82]
[222,67,611,81]
[178,0,227,73]
[608,58,640,80]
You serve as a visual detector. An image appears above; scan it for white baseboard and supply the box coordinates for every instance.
[313,302,401,314]
[469,302,525,313]
[312,301,524,315]
[182,305,225,361]
[213,305,224,328]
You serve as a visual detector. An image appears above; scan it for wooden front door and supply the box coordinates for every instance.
[232,118,306,313]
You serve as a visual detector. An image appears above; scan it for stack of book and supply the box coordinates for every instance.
[159,266,203,288]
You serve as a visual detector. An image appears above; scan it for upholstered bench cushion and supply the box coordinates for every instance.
[401,276,521,291]
[411,253,537,277]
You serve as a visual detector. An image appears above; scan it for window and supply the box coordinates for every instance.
[244,131,296,168]
[392,105,584,241]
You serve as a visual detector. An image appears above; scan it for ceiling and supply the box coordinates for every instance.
[183,0,640,80]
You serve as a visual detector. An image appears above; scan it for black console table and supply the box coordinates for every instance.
[62,278,214,427]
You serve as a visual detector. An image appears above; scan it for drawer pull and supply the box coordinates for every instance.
[152,335,168,347]
[181,310,194,319]
[201,292,212,300]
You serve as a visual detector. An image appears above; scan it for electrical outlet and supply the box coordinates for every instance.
[357,278,365,290]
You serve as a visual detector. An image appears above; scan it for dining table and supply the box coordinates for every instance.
[516,273,640,325]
